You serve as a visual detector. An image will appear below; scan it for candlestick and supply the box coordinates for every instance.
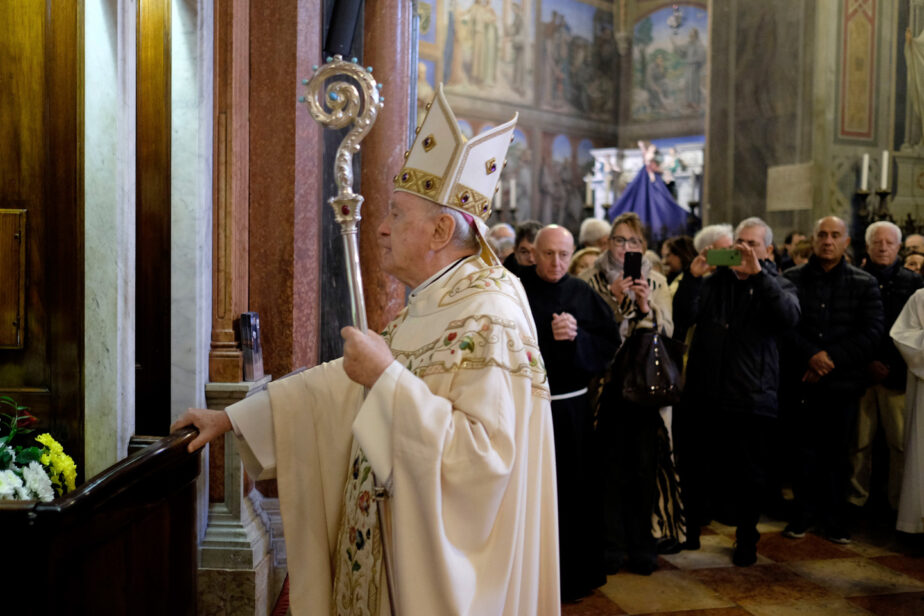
[585,179,592,206]
[494,187,502,212]
[881,150,889,191]
[860,153,869,192]
[509,179,516,211]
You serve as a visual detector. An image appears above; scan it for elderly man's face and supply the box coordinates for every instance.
[868,227,901,267]
[378,192,439,287]
[534,227,574,283]
[735,224,771,259]
[813,217,850,264]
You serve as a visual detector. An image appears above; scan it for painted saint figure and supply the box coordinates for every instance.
[671,27,707,110]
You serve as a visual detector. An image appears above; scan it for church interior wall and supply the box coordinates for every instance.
[415,0,622,234]
[84,0,137,479]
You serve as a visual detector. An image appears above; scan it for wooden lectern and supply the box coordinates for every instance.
[0,428,201,615]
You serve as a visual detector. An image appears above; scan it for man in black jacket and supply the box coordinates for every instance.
[781,216,885,544]
[677,217,801,566]
[850,221,923,513]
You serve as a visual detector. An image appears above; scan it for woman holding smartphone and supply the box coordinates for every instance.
[580,212,685,574]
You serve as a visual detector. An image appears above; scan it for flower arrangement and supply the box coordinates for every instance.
[0,396,77,502]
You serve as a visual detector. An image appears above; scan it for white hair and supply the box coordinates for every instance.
[865,220,901,245]
[735,217,773,247]
[693,223,734,252]
[488,222,515,238]
[578,218,612,247]
[441,206,480,251]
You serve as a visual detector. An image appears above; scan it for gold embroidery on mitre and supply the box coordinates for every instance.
[422,133,437,152]
[451,183,491,220]
[393,167,442,200]
[485,157,498,175]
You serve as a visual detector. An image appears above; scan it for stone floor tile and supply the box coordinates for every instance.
[847,590,924,616]
[871,554,924,583]
[843,541,899,558]
[688,563,835,605]
[661,533,772,570]
[636,608,754,616]
[785,557,924,597]
[753,532,855,563]
[599,570,734,614]
[741,597,874,616]
[561,589,627,616]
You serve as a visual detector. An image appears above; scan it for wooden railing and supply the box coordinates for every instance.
[0,428,201,615]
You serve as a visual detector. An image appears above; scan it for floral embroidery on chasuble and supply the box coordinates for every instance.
[330,257,548,615]
[332,445,383,616]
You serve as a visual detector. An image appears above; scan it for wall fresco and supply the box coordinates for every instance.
[631,3,708,122]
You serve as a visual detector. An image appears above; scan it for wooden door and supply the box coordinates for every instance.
[0,1,84,477]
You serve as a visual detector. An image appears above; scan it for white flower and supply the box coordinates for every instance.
[23,461,54,502]
[0,469,23,499]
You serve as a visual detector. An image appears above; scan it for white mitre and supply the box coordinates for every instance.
[393,83,517,264]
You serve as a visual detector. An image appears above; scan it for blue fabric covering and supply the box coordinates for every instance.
[607,169,695,241]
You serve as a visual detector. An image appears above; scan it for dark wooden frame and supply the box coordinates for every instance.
[0,428,201,615]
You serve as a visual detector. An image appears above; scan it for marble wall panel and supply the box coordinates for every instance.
[84,0,135,478]
[171,0,213,421]
[705,0,815,227]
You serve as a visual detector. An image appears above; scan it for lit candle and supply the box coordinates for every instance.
[860,153,869,191]
[881,150,889,191]
[509,179,516,210]
[494,186,502,212]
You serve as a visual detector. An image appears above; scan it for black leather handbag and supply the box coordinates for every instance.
[611,327,685,407]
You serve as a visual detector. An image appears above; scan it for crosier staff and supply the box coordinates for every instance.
[301,55,397,614]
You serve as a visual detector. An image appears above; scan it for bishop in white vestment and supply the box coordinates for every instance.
[890,288,924,534]
[173,85,561,615]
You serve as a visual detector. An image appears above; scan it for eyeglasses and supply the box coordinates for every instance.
[610,235,643,247]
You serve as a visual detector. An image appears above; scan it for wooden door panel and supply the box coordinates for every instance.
[0,1,84,478]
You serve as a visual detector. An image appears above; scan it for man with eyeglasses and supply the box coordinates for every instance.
[675,217,800,566]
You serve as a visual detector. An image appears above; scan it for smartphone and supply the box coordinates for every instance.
[706,248,742,267]
[623,251,643,280]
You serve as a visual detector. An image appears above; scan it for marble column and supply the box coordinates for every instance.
[171,0,213,420]
[208,0,249,384]
[84,0,136,478]
[359,0,413,331]
[248,0,322,379]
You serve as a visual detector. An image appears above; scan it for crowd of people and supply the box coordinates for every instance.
[173,82,921,612]
[487,213,924,603]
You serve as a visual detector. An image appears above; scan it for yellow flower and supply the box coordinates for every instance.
[35,433,78,495]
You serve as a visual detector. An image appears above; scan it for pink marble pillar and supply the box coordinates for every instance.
[248,0,322,380]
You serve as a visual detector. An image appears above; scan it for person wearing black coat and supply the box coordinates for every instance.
[850,221,924,513]
[781,216,885,544]
[675,218,801,566]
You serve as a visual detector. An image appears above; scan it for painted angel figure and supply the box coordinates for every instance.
[667,5,684,34]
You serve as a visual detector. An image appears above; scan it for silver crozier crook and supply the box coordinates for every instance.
[302,56,398,614]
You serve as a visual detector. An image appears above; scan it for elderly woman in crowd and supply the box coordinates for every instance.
[580,212,684,573]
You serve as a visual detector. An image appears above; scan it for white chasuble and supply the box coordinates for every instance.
[227,255,561,615]
[890,288,924,534]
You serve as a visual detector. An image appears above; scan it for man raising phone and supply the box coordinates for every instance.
[673,217,801,565]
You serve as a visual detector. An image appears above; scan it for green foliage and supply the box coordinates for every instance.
[635,16,653,48]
